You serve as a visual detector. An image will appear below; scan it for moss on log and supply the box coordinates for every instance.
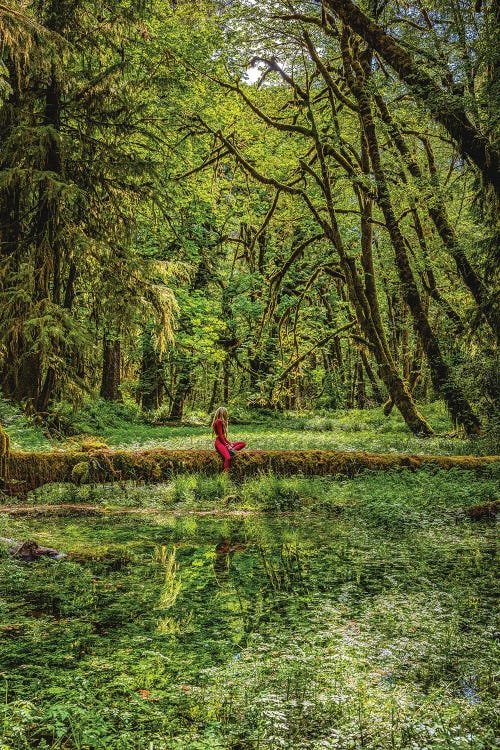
[0,423,10,481]
[1,449,497,493]
[462,500,499,520]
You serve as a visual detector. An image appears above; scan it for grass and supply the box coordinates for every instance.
[0,398,53,452]
[91,401,482,454]
[46,403,491,455]
[2,395,497,456]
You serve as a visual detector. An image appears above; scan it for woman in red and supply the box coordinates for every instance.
[212,406,246,470]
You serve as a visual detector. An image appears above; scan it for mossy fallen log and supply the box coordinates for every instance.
[1,449,498,493]
[461,500,499,520]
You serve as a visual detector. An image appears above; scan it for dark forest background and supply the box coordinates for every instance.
[0,0,498,438]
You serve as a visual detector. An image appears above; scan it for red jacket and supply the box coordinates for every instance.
[213,419,230,446]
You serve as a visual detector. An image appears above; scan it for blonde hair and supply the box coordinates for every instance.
[212,406,228,437]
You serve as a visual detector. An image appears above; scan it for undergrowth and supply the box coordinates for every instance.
[17,464,499,515]
[2,395,497,455]
[0,398,53,452]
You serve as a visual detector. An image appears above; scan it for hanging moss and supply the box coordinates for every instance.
[2,448,497,494]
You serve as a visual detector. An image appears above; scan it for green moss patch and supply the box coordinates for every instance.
[2,448,498,494]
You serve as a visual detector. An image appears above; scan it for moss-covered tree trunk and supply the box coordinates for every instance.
[100,337,122,402]
[31,61,63,411]
[360,348,384,404]
[303,91,434,434]
[347,48,481,435]
[3,446,497,493]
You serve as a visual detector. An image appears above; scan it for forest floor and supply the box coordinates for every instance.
[3,398,498,491]
[0,399,498,749]
[1,398,498,456]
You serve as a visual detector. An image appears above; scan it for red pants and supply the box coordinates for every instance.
[215,440,246,470]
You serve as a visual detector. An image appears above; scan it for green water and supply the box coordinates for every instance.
[0,480,498,749]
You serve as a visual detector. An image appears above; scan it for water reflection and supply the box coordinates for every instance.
[1,507,497,748]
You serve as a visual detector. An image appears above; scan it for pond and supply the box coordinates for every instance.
[0,477,497,749]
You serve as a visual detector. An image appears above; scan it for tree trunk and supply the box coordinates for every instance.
[324,0,500,199]
[349,53,481,435]
[360,348,384,404]
[139,328,163,411]
[304,83,434,434]
[168,362,192,421]
[355,360,367,408]
[401,305,411,382]
[208,371,220,414]
[223,356,230,403]
[340,241,433,434]
[100,338,122,402]
[15,354,41,404]
[4,447,496,492]
[37,367,56,414]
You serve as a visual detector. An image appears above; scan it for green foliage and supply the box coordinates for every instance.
[49,398,145,437]
[0,468,497,749]
[4,395,496,456]
[242,474,308,511]
[172,473,229,507]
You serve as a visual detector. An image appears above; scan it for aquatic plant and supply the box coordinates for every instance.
[0,468,497,749]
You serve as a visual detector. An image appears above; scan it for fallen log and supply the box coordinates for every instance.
[0,448,497,494]
[460,500,499,521]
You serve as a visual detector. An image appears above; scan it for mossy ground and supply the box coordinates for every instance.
[63,401,496,456]
[3,397,497,456]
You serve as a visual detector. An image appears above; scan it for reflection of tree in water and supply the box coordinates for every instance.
[214,537,248,577]
[257,543,307,593]
[214,520,307,592]
[149,522,314,649]
[212,522,310,638]
[155,545,192,635]
[213,522,248,579]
